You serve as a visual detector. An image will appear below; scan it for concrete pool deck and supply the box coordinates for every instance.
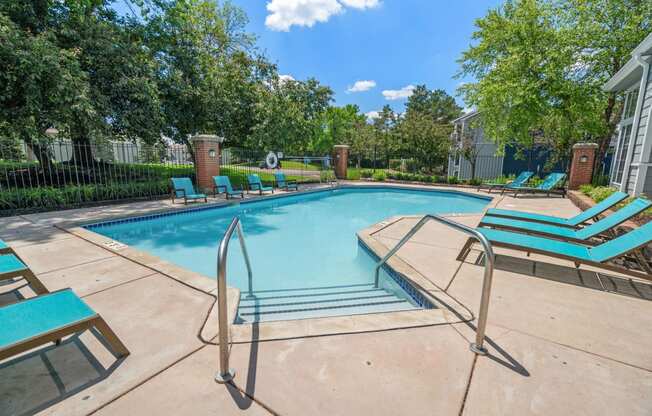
[0,183,651,415]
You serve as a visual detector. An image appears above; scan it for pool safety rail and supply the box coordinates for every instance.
[373,214,495,355]
[214,216,253,384]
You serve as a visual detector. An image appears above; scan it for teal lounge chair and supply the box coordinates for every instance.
[0,254,48,295]
[170,177,207,205]
[485,191,629,227]
[213,176,244,199]
[457,221,652,280]
[0,239,9,255]
[506,172,567,197]
[0,288,129,362]
[247,174,274,195]
[479,197,652,244]
[274,172,298,191]
[477,171,534,193]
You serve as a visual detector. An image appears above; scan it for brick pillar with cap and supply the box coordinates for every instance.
[191,134,224,193]
[333,145,349,179]
[569,142,598,190]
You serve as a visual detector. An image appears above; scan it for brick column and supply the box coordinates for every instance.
[569,142,598,190]
[191,134,224,192]
[333,145,349,179]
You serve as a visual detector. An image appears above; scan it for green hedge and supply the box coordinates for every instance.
[1,181,170,212]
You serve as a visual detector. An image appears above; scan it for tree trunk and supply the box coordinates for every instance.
[593,93,618,182]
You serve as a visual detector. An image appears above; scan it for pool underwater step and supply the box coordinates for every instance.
[236,284,420,323]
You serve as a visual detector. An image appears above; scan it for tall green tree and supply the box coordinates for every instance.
[249,76,333,153]
[0,13,92,170]
[146,0,267,159]
[458,0,652,170]
[405,85,462,122]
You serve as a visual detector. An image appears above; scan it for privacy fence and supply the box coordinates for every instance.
[0,140,334,216]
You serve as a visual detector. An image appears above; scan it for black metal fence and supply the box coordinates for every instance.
[0,141,335,216]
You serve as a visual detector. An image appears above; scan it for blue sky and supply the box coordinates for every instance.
[115,0,502,118]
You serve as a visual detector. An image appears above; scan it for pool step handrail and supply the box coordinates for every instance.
[215,216,253,384]
[373,214,495,355]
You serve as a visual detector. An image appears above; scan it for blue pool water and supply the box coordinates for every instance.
[87,187,489,321]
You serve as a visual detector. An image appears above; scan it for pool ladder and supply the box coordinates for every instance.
[214,214,496,384]
[214,217,252,384]
[373,214,495,355]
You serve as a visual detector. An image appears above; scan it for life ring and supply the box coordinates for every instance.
[265,152,279,169]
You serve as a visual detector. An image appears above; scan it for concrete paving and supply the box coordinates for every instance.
[0,184,650,415]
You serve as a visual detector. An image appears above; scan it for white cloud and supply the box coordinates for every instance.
[340,0,380,9]
[347,80,376,93]
[265,0,343,32]
[265,0,380,31]
[278,74,295,83]
[382,85,415,101]
[365,110,380,121]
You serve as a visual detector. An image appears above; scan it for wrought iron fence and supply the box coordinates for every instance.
[0,141,335,216]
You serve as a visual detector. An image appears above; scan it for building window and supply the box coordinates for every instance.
[613,124,632,184]
[611,88,639,186]
[623,88,639,120]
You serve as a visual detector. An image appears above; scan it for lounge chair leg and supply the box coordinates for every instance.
[24,270,49,295]
[574,262,581,269]
[633,249,652,274]
[456,238,474,261]
[94,317,130,358]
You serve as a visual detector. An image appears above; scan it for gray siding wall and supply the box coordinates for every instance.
[613,66,652,194]
[643,67,652,164]
[644,167,652,196]
[449,117,503,180]
[633,68,652,164]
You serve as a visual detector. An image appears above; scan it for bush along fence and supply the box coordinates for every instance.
[0,140,335,216]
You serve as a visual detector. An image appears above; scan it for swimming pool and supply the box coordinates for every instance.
[86,186,489,322]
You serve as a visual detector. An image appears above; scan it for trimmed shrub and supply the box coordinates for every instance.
[447,176,459,185]
[372,170,387,182]
[360,169,374,178]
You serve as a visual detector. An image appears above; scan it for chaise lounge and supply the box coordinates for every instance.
[479,197,651,244]
[213,176,244,199]
[477,171,533,193]
[506,172,567,198]
[0,288,129,362]
[485,191,629,227]
[247,174,274,195]
[457,221,652,280]
[170,177,208,205]
[274,172,299,191]
[0,254,49,295]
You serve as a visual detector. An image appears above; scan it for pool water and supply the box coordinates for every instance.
[87,187,489,322]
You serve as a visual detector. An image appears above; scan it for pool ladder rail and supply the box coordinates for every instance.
[373,214,495,355]
[214,214,496,384]
[214,216,252,384]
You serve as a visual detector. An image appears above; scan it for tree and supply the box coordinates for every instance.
[372,105,399,167]
[318,105,366,153]
[458,0,652,173]
[0,13,92,171]
[398,111,451,173]
[145,0,267,159]
[249,76,333,154]
[560,0,652,174]
[0,0,168,170]
[456,118,482,180]
[405,85,462,122]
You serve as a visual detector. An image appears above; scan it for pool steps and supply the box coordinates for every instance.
[236,283,420,323]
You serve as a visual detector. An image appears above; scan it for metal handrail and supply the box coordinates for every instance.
[214,216,253,384]
[373,214,495,355]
